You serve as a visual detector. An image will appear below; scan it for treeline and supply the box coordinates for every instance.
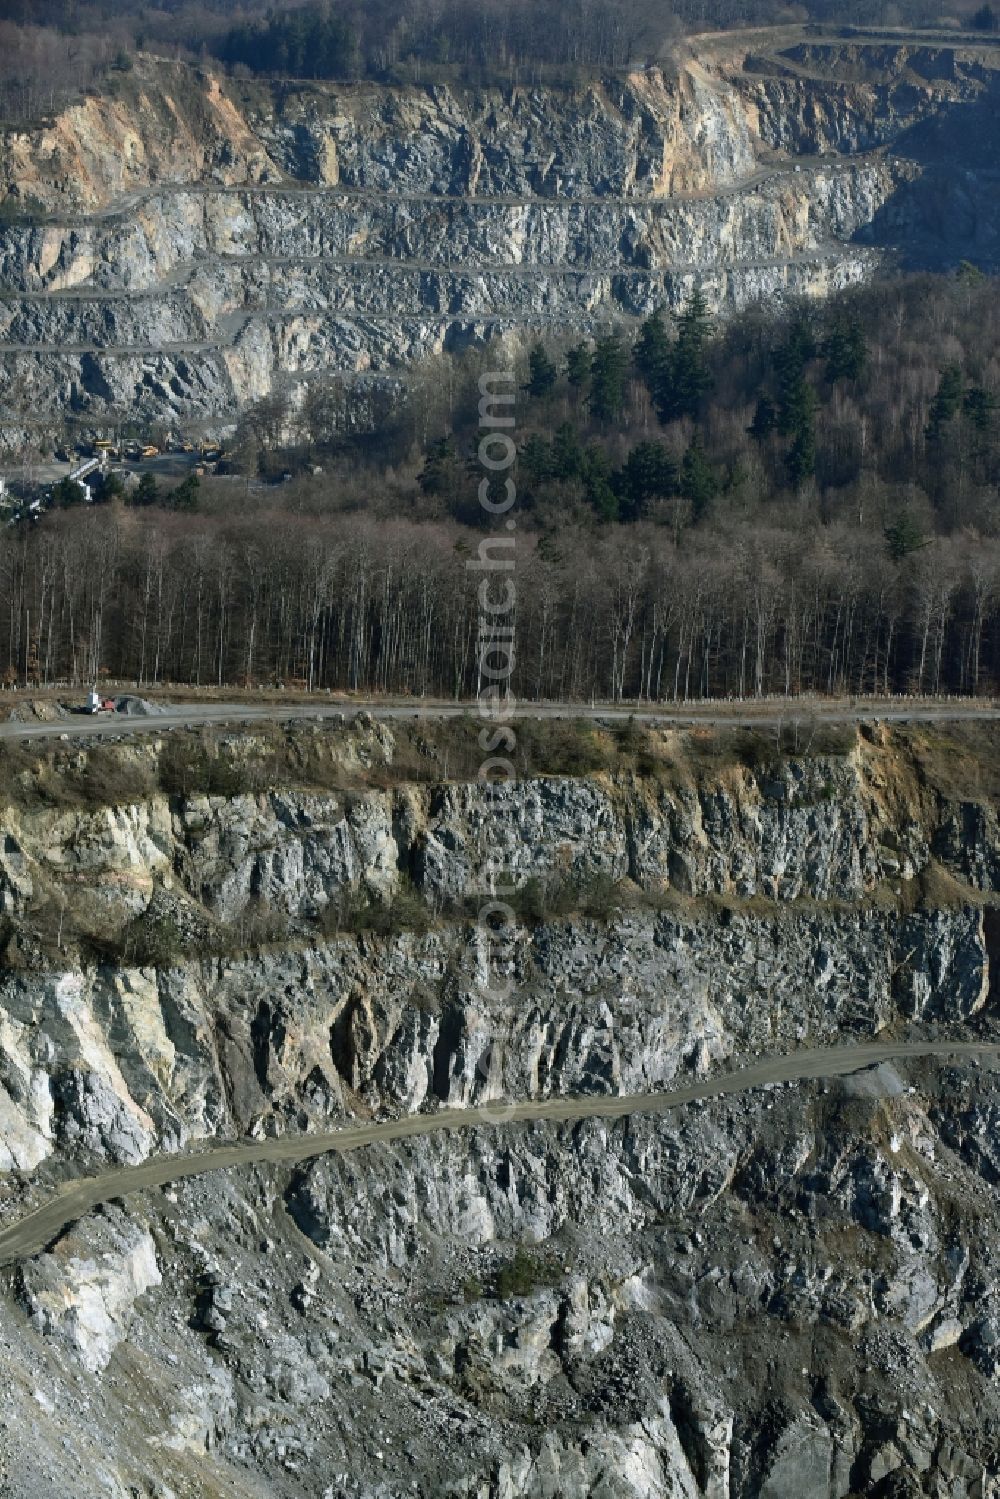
[215,0,668,80]
[0,0,993,121]
[50,470,201,515]
[244,271,1000,545]
[0,19,119,125]
[4,275,999,701]
[177,0,1000,82]
[1,505,997,701]
[477,288,997,530]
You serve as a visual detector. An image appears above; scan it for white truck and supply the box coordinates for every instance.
[85,690,116,715]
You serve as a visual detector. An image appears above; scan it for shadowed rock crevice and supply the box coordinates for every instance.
[856,77,1000,270]
[985,907,1000,1009]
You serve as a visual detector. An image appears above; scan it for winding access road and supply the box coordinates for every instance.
[1,1040,996,1268]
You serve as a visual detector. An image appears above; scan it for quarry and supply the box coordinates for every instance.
[0,713,999,1495]
[2,16,1000,1495]
[0,28,998,439]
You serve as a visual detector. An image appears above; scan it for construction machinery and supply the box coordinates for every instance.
[84,691,117,715]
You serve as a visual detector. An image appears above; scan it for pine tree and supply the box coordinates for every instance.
[926,365,964,443]
[779,372,817,443]
[669,288,714,420]
[521,433,553,485]
[524,344,558,400]
[885,513,928,561]
[550,423,584,481]
[52,477,84,509]
[618,441,676,521]
[98,471,125,504]
[285,11,308,74]
[565,342,592,392]
[822,312,867,383]
[170,474,200,513]
[133,473,158,507]
[583,445,619,521]
[748,396,779,442]
[589,336,628,424]
[418,436,464,500]
[774,315,817,435]
[680,433,717,522]
[772,315,820,489]
[963,385,997,433]
[634,309,671,394]
[786,418,816,489]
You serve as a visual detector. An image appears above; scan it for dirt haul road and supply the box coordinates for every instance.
[1,1041,997,1267]
[1,697,999,744]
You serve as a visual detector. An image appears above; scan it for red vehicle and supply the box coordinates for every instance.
[85,691,117,715]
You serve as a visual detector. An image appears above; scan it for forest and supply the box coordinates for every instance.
[0,0,996,121]
[3,270,998,704]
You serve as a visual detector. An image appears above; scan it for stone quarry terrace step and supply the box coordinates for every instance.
[1,1040,997,1268]
[0,30,983,425]
[5,156,872,226]
[0,252,873,357]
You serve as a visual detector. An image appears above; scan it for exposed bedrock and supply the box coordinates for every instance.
[1,35,997,426]
[1,721,999,1497]
[0,728,996,1172]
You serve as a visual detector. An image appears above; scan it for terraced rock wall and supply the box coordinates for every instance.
[1,719,1000,1497]
[1,34,997,433]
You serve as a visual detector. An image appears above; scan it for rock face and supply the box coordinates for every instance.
[0,900,991,1169]
[0,724,995,1169]
[1,33,998,431]
[0,719,998,1497]
[19,1207,161,1373]
[0,727,979,933]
